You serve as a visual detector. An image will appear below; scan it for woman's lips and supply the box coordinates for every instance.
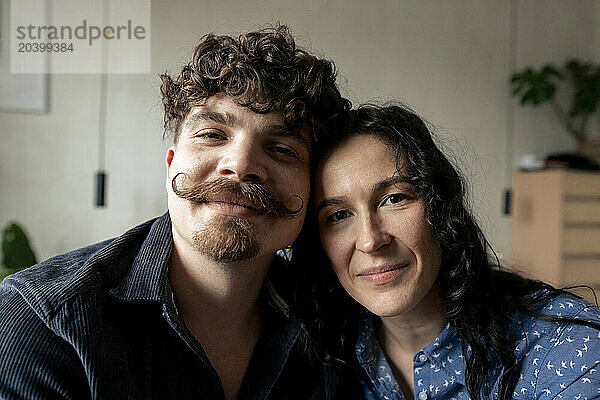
[357,264,408,285]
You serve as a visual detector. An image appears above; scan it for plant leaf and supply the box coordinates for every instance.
[1,223,37,269]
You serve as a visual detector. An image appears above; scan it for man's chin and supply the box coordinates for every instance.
[190,214,260,263]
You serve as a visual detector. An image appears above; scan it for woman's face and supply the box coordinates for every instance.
[314,134,442,318]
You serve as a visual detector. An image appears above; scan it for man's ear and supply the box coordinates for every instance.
[165,146,176,190]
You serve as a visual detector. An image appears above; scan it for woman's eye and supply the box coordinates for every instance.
[382,193,408,206]
[327,210,350,222]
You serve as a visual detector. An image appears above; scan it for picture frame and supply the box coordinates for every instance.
[0,0,49,113]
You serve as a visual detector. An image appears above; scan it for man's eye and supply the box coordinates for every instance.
[270,144,299,159]
[195,131,226,140]
[327,210,350,222]
[382,193,408,206]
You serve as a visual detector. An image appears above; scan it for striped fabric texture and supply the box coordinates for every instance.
[0,213,342,399]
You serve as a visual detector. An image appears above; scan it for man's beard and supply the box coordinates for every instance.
[191,214,260,263]
[171,173,303,263]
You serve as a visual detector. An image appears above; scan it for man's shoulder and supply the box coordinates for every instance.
[0,216,163,323]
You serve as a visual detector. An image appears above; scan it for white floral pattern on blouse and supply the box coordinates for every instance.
[356,294,600,400]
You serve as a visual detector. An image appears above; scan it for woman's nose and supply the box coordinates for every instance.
[355,216,391,253]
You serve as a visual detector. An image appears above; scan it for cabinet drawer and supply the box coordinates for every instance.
[563,228,600,253]
[563,259,600,286]
[566,173,600,196]
[564,201,600,223]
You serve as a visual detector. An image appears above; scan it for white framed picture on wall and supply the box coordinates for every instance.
[0,0,49,113]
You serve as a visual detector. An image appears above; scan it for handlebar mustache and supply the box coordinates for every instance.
[171,173,304,219]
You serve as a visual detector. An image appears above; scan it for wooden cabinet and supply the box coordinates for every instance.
[512,170,600,303]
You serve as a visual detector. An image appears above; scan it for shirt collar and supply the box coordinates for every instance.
[355,313,404,398]
[108,212,173,303]
[420,320,467,387]
[356,312,468,387]
[108,212,294,317]
[355,311,378,365]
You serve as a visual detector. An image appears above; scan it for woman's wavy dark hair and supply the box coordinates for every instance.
[292,103,600,400]
[160,24,350,143]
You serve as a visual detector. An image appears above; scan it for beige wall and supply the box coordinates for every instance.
[1,0,598,262]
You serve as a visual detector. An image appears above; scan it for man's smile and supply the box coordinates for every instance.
[203,196,265,217]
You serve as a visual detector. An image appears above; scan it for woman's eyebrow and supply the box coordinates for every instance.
[315,197,346,216]
[315,176,413,215]
[372,176,413,192]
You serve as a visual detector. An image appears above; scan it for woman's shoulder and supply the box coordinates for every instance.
[537,292,599,316]
[513,292,600,349]
[509,293,600,399]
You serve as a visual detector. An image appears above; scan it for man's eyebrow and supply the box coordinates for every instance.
[186,110,237,127]
[372,176,414,193]
[315,197,346,216]
[267,125,311,153]
[185,110,310,152]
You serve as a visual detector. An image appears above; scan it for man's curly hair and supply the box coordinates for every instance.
[160,25,350,143]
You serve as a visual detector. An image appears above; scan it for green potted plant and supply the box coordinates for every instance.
[0,222,37,281]
[510,59,600,163]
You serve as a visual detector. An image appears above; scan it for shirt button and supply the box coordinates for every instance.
[418,391,428,400]
[418,353,428,363]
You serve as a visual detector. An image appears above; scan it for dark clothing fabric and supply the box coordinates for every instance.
[0,213,348,399]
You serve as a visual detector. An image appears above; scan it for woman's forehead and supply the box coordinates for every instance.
[317,134,408,178]
[314,135,411,199]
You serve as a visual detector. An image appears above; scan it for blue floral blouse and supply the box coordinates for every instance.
[356,295,600,400]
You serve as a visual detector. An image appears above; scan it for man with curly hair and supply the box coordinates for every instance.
[0,25,351,399]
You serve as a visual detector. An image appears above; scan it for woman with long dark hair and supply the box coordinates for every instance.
[294,104,600,400]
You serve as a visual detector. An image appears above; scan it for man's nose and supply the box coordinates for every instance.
[216,140,267,183]
[355,215,391,254]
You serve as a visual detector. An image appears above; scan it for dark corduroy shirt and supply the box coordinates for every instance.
[0,213,340,399]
